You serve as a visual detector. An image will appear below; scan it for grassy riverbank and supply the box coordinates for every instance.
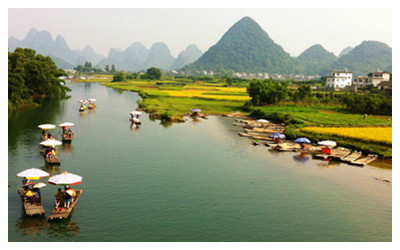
[103,79,248,121]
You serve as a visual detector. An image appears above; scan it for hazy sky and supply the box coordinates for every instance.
[7,7,392,58]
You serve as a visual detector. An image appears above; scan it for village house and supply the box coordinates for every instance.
[326,69,353,89]
[352,70,391,87]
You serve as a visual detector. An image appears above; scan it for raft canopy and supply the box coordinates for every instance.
[38,124,56,130]
[59,122,75,128]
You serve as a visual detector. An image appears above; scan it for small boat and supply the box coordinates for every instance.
[88,98,96,109]
[47,172,83,220]
[48,189,83,220]
[329,147,352,161]
[40,140,62,166]
[18,188,45,216]
[59,122,75,142]
[16,168,49,216]
[130,111,142,125]
[38,124,56,141]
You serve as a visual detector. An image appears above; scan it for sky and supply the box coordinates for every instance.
[7,6,392,58]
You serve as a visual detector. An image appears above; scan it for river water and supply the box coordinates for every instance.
[8,82,392,242]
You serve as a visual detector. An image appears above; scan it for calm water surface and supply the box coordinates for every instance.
[8,82,392,242]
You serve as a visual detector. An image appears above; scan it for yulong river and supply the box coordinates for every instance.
[8,82,391,242]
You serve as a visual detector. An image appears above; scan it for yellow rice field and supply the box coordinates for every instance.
[301,126,392,145]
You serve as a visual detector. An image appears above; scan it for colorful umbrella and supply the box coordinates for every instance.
[33,183,47,188]
[17,168,49,180]
[88,98,96,102]
[59,122,75,128]
[48,171,82,186]
[38,124,56,130]
[317,141,337,147]
[79,100,88,103]
[269,133,286,139]
[294,137,311,144]
[40,140,62,147]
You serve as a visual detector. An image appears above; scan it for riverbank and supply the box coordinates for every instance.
[100,79,391,157]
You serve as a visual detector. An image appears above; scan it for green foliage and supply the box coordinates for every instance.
[295,84,313,102]
[74,61,103,73]
[341,93,392,115]
[112,72,126,82]
[8,48,70,110]
[247,78,288,105]
[141,67,162,80]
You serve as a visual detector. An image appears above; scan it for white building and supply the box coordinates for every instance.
[353,70,391,87]
[326,70,353,88]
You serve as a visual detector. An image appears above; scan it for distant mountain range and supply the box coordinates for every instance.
[9,18,392,76]
[183,16,392,76]
[8,29,203,71]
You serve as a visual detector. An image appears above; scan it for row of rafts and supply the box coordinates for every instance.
[14,99,100,220]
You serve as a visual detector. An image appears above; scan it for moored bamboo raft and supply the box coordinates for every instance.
[341,151,362,162]
[18,188,45,216]
[329,147,352,161]
[349,154,378,166]
[238,132,252,137]
[48,190,83,220]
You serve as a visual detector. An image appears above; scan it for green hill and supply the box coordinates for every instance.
[296,44,338,75]
[183,16,297,74]
[330,41,392,76]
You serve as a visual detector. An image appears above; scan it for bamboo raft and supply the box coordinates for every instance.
[48,190,83,220]
[341,151,362,163]
[18,188,45,216]
[350,154,378,166]
[62,132,74,142]
[44,154,61,165]
[329,147,352,161]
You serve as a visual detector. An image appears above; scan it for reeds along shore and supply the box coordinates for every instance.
[233,118,378,167]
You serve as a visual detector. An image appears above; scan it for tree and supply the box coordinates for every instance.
[105,65,110,72]
[296,84,313,102]
[8,48,70,109]
[225,77,233,86]
[247,78,288,106]
[111,64,116,73]
[112,72,126,82]
[144,67,162,80]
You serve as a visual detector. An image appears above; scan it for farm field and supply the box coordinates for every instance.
[301,126,392,145]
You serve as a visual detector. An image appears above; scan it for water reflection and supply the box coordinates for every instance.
[130,122,140,131]
[293,153,310,163]
[15,214,81,240]
[316,159,341,169]
[47,217,81,238]
[61,142,73,155]
[15,214,47,240]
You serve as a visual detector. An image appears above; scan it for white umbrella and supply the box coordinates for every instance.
[88,98,96,102]
[33,183,47,188]
[48,171,82,186]
[318,141,337,147]
[40,140,62,147]
[38,124,56,130]
[59,122,75,127]
[257,119,269,123]
[17,168,49,180]
[130,111,142,115]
